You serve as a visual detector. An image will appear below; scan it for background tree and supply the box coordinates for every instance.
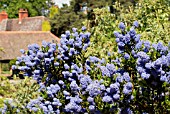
[0,0,54,18]
[50,1,86,36]
[49,0,140,36]
[50,0,114,36]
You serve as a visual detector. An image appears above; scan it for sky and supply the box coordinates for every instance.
[53,0,71,8]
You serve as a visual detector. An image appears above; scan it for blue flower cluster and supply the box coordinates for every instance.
[27,96,61,114]
[113,21,170,112]
[3,22,169,114]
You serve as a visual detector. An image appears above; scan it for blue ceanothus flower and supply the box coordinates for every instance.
[86,80,102,97]
[64,95,84,113]
[102,95,112,103]
[119,22,126,31]
[123,82,133,95]
[133,21,139,28]
[136,41,170,84]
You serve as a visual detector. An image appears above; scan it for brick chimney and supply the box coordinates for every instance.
[0,11,8,23]
[19,8,28,24]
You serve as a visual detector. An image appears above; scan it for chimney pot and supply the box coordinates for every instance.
[0,11,8,23]
[19,8,28,24]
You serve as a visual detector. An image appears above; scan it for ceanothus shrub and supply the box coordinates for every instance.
[1,22,169,114]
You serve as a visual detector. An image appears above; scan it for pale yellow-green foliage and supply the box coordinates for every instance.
[42,20,51,31]
[0,47,4,59]
[49,6,59,19]
[114,0,170,43]
[0,47,3,51]
[84,8,118,58]
[85,0,170,44]
[84,0,170,59]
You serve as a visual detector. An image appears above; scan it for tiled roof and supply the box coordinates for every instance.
[0,31,60,60]
[0,16,47,31]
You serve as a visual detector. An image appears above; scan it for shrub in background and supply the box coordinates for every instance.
[85,0,170,57]
[83,7,118,60]
[0,76,39,113]
[0,76,15,98]
[114,0,170,43]
[82,0,170,67]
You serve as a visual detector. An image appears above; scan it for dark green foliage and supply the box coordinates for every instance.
[9,59,16,68]
[50,0,86,36]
